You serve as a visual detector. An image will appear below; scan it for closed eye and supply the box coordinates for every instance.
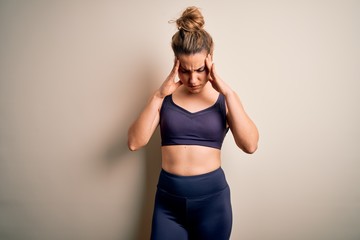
[179,66,205,73]
[196,67,205,72]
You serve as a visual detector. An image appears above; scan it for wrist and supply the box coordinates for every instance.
[223,88,235,98]
[220,83,233,97]
[154,90,165,99]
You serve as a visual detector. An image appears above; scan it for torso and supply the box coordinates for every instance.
[161,145,221,176]
[160,83,225,176]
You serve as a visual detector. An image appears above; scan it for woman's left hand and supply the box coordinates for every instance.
[205,55,230,95]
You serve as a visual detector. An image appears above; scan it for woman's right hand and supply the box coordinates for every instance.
[158,60,182,98]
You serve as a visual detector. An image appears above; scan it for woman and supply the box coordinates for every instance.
[128,6,259,240]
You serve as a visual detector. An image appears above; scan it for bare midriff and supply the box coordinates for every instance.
[161,145,221,176]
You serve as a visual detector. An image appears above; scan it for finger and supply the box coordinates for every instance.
[170,59,180,76]
[174,59,179,71]
[205,54,212,71]
[206,55,216,81]
[205,56,212,79]
[211,62,216,75]
[175,79,183,88]
[168,60,179,81]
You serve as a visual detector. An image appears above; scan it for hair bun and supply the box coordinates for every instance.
[176,6,204,32]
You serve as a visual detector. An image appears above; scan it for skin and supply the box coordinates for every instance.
[128,50,259,176]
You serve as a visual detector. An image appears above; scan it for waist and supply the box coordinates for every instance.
[157,167,228,198]
[161,145,221,176]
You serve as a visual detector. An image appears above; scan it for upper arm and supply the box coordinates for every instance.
[224,96,258,154]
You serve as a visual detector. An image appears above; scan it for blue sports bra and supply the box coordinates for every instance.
[159,94,229,149]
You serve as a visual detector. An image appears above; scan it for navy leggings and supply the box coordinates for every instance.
[150,167,232,240]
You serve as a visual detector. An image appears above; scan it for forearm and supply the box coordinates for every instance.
[127,90,164,151]
[224,89,259,154]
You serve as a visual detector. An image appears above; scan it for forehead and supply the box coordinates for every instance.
[178,52,207,70]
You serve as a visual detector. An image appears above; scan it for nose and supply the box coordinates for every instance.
[189,72,197,84]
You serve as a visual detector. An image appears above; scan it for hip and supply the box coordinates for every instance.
[157,167,229,199]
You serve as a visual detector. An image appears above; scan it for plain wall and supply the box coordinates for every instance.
[1,0,359,239]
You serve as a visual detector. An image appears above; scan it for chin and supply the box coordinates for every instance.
[188,87,202,94]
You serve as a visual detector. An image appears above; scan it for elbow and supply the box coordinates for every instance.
[236,140,258,154]
[128,143,138,151]
[127,140,141,151]
[127,130,143,151]
[127,138,147,152]
[240,132,259,154]
[242,144,258,154]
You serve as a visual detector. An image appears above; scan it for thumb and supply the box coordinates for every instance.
[211,62,216,74]
[208,63,216,80]
[175,79,183,87]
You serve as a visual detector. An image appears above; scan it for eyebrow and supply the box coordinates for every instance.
[180,65,205,71]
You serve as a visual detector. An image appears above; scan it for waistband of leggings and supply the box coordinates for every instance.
[157,167,228,198]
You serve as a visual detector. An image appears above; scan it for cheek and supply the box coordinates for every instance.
[178,72,187,82]
[199,72,208,81]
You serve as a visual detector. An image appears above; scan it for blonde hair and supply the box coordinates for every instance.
[170,6,214,56]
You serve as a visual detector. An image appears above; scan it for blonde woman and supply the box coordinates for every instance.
[128,6,259,240]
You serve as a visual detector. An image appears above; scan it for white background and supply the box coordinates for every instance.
[1,1,359,239]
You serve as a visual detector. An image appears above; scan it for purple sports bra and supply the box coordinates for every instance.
[159,94,229,149]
